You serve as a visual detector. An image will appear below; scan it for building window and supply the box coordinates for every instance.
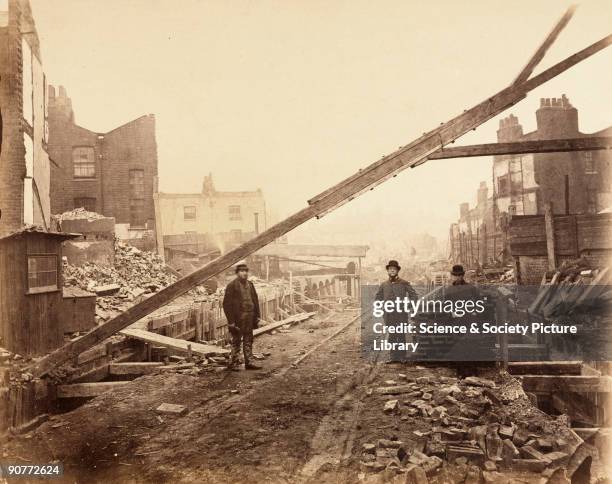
[584,152,597,174]
[129,169,145,198]
[184,206,196,221]
[130,199,145,227]
[73,147,95,178]
[27,255,58,293]
[231,229,242,242]
[74,197,96,213]
[229,205,241,221]
[497,174,510,197]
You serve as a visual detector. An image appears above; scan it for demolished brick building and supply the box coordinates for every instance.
[0,0,51,237]
[47,86,158,231]
[449,96,612,272]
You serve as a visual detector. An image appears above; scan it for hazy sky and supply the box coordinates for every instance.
[30,0,611,250]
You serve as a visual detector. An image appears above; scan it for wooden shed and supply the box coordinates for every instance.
[0,228,78,356]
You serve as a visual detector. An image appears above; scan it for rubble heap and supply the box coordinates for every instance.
[63,241,177,323]
[360,370,584,482]
[54,207,107,223]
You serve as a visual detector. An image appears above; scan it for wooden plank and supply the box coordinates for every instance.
[57,381,130,398]
[253,312,316,337]
[508,361,583,375]
[520,375,612,393]
[108,362,164,376]
[255,244,369,258]
[552,393,597,426]
[119,328,229,356]
[28,33,612,378]
[513,5,577,85]
[428,136,612,160]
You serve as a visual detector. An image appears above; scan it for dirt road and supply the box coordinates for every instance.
[2,311,378,483]
[1,310,594,483]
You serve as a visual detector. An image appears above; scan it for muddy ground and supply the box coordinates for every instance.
[0,310,599,483]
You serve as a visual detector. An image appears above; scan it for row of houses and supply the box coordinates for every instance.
[448,95,612,278]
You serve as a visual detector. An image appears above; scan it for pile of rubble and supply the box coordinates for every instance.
[63,241,177,323]
[54,207,106,223]
[360,371,583,483]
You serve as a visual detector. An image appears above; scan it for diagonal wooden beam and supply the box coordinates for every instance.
[28,33,612,379]
[428,136,612,160]
[309,34,612,216]
[513,5,577,85]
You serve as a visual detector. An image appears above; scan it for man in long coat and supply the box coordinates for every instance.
[222,263,262,370]
[375,260,418,362]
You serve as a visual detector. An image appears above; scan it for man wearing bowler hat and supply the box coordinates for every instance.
[375,260,418,362]
[450,264,468,285]
[223,263,262,370]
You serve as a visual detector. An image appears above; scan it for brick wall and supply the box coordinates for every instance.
[0,1,25,237]
[48,86,158,228]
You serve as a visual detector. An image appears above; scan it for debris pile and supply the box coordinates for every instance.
[63,241,177,323]
[360,371,582,482]
[54,207,107,223]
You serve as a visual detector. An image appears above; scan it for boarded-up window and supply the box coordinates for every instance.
[74,197,96,213]
[184,206,196,220]
[73,147,95,178]
[129,169,146,226]
[27,255,58,293]
[130,199,145,227]
[229,205,241,221]
[129,169,145,198]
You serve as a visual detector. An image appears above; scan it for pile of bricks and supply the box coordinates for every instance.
[360,372,578,482]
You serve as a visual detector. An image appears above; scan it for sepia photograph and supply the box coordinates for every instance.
[0,0,611,482]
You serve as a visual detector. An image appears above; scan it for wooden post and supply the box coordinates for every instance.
[357,257,362,302]
[495,291,509,370]
[544,202,557,271]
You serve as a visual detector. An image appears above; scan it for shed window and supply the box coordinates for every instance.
[184,206,196,220]
[27,255,58,293]
[73,147,95,178]
[229,205,241,221]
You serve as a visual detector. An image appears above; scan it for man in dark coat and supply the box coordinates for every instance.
[450,264,467,285]
[375,260,418,362]
[222,263,262,370]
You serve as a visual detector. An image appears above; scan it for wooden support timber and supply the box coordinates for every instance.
[253,312,316,337]
[119,329,229,357]
[428,136,612,160]
[57,381,131,398]
[108,362,164,376]
[28,25,612,378]
[513,5,577,86]
[521,375,612,393]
